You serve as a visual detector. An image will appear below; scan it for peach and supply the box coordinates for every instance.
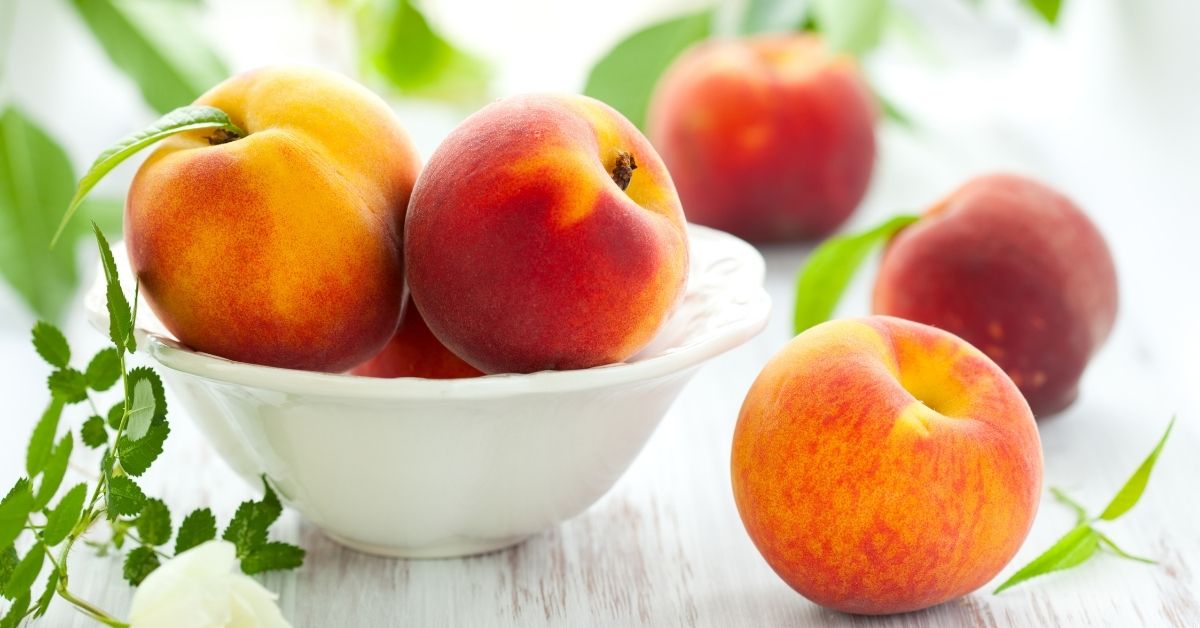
[732,316,1042,615]
[873,174,1118,416]
[648,34,876,242]
[351,298,482,379]
[126,66,419,372]
[404,94,689,374]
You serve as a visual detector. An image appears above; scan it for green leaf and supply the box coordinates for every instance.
[1024,0,1062,25]
[125,378,156,442]
[122,546,160,586]
[55,105,242,244]
[0,480,33,551]
[30,322,69,368]
[118,368,169,476]
[68,0,228,114]
[136,498,171,546]
[1099,417,1174,521]
[583,9,714,130]
[32,567,59,618]
[1050,487,1089,525]
[358,0,491,103]
[26,400,64,477]
[2,544,43,600]
[81,415,109,449]
[1098,533,1155,565]
[34,433,73,511]
[994,523,1100,593]
[240,542,305,575]
[93,224,135,353]
[42,483,87,546]
[107,476,146,517]
[0,107,85,321]
[85,347,121,391]
[223,477,283,558]
[175,507,217,555]
[126,367,166,424]
[47,368,88,404]
[0,547,16,590]
[740,0,810,34]
[0,591,29,628]
[107,401,125,430]
[812,0,889,56]
[793,214,920,334]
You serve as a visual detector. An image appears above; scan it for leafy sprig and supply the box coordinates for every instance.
[995,417,1175,593]
[0,225,304,626]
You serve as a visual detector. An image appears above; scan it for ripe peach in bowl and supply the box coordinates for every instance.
[85,226,769,558]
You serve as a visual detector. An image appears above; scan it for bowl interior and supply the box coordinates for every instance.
[85,224,771,399]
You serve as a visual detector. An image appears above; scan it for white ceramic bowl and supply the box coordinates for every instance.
[86,225,769,558]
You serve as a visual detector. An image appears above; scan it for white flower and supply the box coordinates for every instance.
[128,540,291,628]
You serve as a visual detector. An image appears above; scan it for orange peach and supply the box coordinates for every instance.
[351,298,482,379]
[732,316,1042,615]
[404,94,689,374]
[126,66,419,372]
[648,34,876,242]
[873,174,1118,416]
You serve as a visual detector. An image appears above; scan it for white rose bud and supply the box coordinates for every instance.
[128,540,291,628]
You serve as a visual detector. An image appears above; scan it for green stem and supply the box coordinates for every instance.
[55,584,128,628]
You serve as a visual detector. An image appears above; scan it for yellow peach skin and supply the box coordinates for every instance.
[126,66,420,372]
[405,94,689,374]
[732,316,1042,614]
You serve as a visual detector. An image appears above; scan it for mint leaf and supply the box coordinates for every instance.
[47,368,88,404]
[31,322,70,368]
[0,107,88,322]
[0,480,33,550]
[33,433,73,511]
[107,476,146,517]
[0,592,29,628]
[26,400,64,477]
[32,567,59,618]
[107,402,124,430]
[175,508,217,555]
[994,523,1101,594]
[794,214,920,334]
[1050,487,1089,525]
[241,542,305,575]
[583,9,714,130]
[136,498,171,546]
[84,347,121,391]
[81,416,108,449]
[67,0,228,114]
[122,546,160,586]
[223,478,283,559]
[1024,0,1062,24]
[42,483,87,546]
[125,378,156,442]
[740,0,809,34]
[56,106,242,244]
[126,367,167,424]
[0,546,16,589]
[1099,417,1174,521]
[812,0,889,56]
[2,544,43,600]
[117,421,167,478]
[93,224,135,353]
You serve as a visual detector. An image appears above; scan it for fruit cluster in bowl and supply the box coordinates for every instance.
[83,66,771,557]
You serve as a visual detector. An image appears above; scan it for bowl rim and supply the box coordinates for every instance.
[86,224,771,400]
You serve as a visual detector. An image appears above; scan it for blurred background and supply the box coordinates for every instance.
[2,0,1199,455]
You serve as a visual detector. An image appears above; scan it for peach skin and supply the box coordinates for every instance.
[648,34,876,242]
[732,316,1042,615]
[351,298,482,379]
[873,174,1118,416]
[404,93,689,374]
[125,66,420,372]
